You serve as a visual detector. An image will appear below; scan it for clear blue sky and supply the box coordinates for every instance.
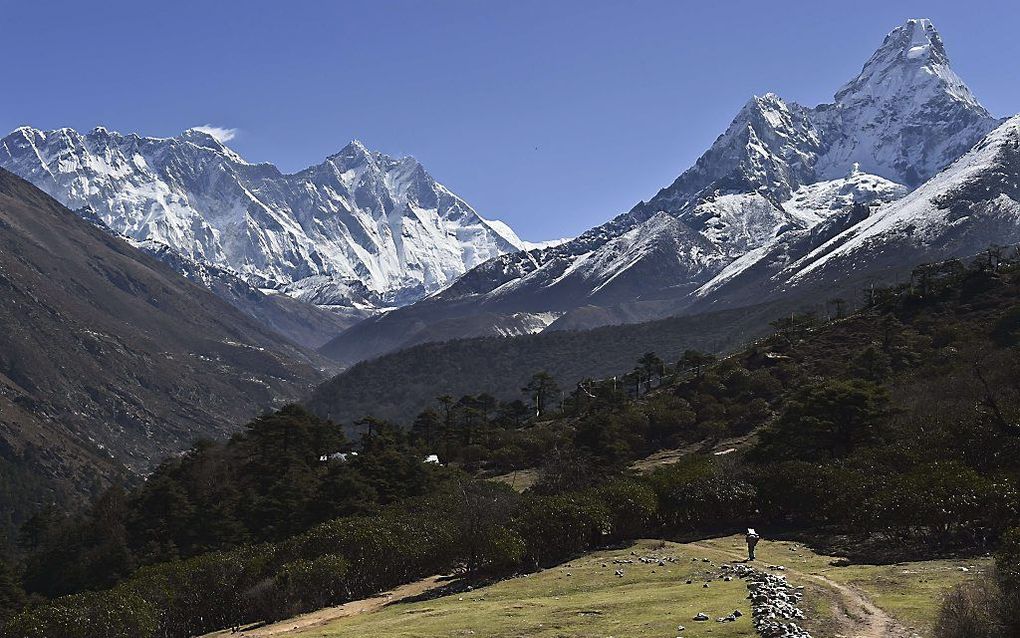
[3,1,1017,241]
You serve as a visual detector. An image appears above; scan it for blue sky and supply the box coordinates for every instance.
[3,1,1017,241]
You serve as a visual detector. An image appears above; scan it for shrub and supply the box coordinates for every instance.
[469,526,527,575]
[997,528,1020,635]
[594,479,659,541]
[514,493,610,568]
[4,586,157,638]
[251,554,352,621]
[129,544,274,636]
[934,574,1004,638]
[648,459,756,533]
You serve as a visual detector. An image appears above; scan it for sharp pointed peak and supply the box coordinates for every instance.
[832,17,985,113]
[853,18,950,75]
[325,140,376,169]
[329,139,425,171]
[897,17,937,33]
[180,127,221,143]
[741,92,788,111]
[878,18,946,62]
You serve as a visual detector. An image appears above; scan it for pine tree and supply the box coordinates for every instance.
[522,372,560,416]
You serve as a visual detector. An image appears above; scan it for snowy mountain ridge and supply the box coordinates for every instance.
[687,113,1020,314]
[812,18,997,185]
[0,127,527,309]
[790,114,1020,281]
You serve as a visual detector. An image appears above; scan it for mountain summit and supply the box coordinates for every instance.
[815,18,997,185]
[0,128,526,308]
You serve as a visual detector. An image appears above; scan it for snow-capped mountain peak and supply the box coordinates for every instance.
[458,18,995,305]
[0,127,527,308]
[179,127,248,162]
[315,19,1013,366]
[815,18,998,186]
[835,19,973,106]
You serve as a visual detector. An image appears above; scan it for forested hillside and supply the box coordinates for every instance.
[3,247,1020,637]
[306,296,817,426]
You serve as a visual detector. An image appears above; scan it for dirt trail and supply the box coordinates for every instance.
[799,572,912,638]
[689,541,912,638]
[202,575,449,638]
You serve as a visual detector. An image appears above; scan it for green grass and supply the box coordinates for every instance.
[809,554,991,634]
[292,536,992,638]
[693,535,994,636]
[299,539,754,638]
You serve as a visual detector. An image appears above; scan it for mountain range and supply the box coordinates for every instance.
[316,18,1017,366]
[8,19,1007,370]
[3,18,1019,380]
[0,128,528,341]
[1,15,1018,539]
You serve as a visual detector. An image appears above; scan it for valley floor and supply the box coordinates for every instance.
[204,536,990,638]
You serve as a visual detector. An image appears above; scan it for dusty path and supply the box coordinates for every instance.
[202,575,450,638]
[799,572,912,638]
[689,541,912,638]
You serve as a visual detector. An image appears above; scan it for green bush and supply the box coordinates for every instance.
[469,526,527,575]
[649,460,756,533]
[4,586,157,638]
[254,554,352,621]
[514,493,610,567]
[129,544,274,637]
[277,511,457,599]
[594,479,659,541]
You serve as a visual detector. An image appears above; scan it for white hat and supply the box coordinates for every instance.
[747,528,757,535]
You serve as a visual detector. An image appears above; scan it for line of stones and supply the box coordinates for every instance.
[731,563,812,638]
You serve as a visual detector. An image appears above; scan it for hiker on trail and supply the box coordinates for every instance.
[745,528,760,561]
